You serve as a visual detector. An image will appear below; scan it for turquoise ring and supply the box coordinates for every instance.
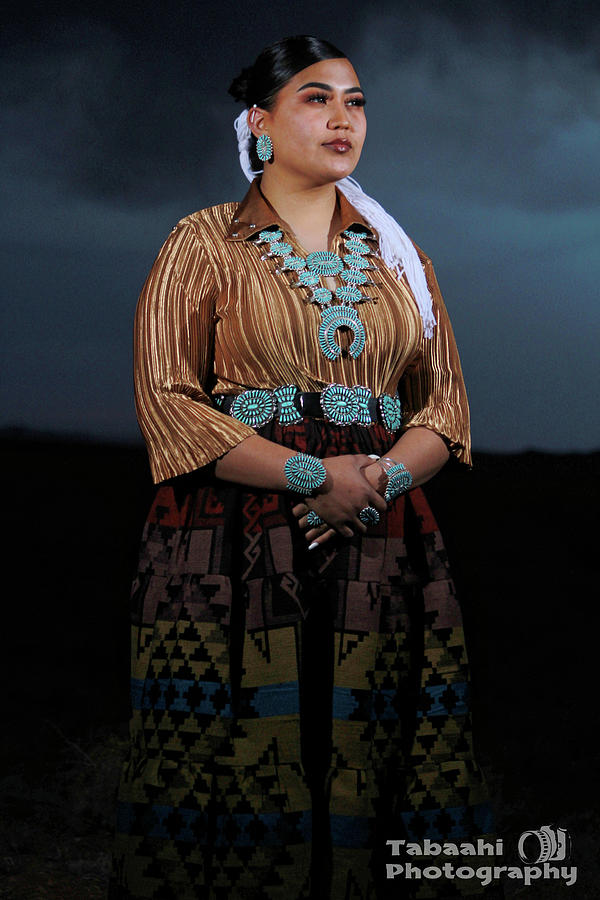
[306,510,325,527]
[359,506,380,526]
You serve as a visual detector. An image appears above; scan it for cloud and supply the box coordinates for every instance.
[376,0,600,53]
[1,21,223,206]
[347,13,600,450]
[2,8,598,211]
[354,12,600,213]
[1,5,598,449]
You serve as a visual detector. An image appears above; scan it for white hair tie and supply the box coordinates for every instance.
[232,109,436,337]
[233,109,262,183]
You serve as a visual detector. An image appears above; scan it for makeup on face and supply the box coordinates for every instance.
[260,58,367,184]
[292,78,366,155]
[296,81,367,108]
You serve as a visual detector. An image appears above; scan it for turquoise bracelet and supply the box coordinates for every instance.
[284,453,327,495]
[384,462,413,502]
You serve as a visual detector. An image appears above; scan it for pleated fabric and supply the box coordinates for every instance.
[109,421,495,900]
[133,179,472,484]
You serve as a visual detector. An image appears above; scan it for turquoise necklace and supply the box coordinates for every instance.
[254,229,378,361]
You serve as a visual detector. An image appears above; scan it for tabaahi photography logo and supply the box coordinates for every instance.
[518,825,572,864]
[386,825,577,889]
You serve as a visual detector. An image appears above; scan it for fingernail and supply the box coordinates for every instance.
[308,541,319,551]
[367,454,380,460]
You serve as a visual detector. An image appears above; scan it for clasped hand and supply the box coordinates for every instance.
[291,454,388,548]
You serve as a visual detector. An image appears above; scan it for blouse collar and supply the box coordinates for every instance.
[224,178,376,243]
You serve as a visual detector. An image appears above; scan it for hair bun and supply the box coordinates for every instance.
[228,65,253,104]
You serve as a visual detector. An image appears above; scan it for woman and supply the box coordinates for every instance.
[110,35,496,900]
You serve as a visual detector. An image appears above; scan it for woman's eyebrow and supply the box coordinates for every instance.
[296,81,364,93]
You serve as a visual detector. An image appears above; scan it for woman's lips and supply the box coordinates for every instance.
[323,140,352,152]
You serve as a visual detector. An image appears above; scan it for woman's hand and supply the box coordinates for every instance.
[292,455,387,548]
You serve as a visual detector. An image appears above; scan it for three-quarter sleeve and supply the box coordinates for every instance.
[399,248,472,466]
[134,220,256,483]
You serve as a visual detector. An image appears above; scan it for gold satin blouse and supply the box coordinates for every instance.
[134,179,471,484]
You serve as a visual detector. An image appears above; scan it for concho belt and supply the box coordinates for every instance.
[213,384,402,432]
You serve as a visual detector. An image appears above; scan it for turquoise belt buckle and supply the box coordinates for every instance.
[378,393,403,432]
[320,384,359,425]
[274,385,302,425]
[352,385,374,426]
[230,389,276,427]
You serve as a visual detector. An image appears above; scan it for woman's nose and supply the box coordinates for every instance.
[328,98,350,129]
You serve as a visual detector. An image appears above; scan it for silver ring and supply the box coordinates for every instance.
[306,510,324,527]
[359,506,380,526]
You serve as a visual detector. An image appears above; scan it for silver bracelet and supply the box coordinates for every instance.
[377,456,398,476]
[384,462,413,502]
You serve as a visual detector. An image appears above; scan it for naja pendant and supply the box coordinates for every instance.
[254,226,376,362]
[318,304,366,360]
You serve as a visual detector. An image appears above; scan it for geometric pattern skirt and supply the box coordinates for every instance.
[109,419,496,899]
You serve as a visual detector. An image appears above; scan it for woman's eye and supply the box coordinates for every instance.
[305,93,366,107]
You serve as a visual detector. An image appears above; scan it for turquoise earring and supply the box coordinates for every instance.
[256,133,273,163]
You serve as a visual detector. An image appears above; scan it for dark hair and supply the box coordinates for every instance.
[228,35,347,171]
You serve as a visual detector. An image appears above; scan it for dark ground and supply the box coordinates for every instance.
[1,432,598,898]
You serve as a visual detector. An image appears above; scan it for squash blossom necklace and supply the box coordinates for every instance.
[253,228,378,361]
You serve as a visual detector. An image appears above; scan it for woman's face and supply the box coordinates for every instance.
[253,57,367,186]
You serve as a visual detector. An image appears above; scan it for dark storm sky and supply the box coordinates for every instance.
[2,0,599,451]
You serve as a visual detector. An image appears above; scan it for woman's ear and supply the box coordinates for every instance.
[247,105,269,139]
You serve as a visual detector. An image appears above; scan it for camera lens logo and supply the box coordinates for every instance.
[518,825,572,864]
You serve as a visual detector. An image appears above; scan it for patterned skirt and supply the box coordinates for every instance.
[109,420,495,899]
